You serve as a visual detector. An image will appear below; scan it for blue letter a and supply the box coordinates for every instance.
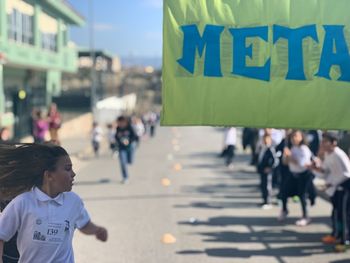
[316,25,350,82]
[177,24,224,77]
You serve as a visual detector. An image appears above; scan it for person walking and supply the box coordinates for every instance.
[106,123,116,155]
[91,122,103,157]
[223,127,237,169]
[242,128,259,165]
[283,130,314,226]
[276,129,297,221]
[47,103,62,145]
[32,110,49,143]
[0,143,107,263]
[312,132,350,252]
[115,116,137,184]
[257,134,278,209]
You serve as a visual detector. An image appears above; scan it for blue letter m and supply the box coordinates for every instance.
[177,24,224,77]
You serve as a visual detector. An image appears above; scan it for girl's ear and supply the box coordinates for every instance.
[43,170,53,182]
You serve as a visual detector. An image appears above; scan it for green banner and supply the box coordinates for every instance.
[162,0,350,130]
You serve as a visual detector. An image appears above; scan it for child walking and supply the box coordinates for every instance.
[312,132,350,252]
[0,143,107,263]
[283,130,314,226]
[91,122,103,157]
[257,134,278,209]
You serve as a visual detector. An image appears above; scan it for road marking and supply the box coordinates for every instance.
[173,163,182,171]
[161,178,171,187]
[162,233,176,244]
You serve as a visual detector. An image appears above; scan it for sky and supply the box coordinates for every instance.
[68,0,163,59]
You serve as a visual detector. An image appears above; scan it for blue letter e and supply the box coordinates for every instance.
[230,26,271,81]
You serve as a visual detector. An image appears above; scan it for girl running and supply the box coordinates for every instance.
[0,143,107,263]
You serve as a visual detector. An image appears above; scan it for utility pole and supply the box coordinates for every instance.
[89,0,97,113]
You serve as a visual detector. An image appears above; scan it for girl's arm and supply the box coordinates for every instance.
[79,221,108,242]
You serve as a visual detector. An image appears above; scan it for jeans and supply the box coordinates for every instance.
[260,172,272,204]
[119,146,135,179]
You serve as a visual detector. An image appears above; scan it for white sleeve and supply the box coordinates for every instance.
[75,200,91,229]
[0,199,21,242]
[298,146,312,167]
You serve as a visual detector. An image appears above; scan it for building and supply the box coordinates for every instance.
[0,0,84,138]
[59,49,122,108]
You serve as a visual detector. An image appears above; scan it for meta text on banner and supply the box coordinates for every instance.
[177,24,350,82]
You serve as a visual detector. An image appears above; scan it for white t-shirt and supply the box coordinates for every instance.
[0,188,90,263]
[107,128,116,144]
[224,127,237,146]
[92,126,103,142]
[322,147,350,196]
[289,145,312,173]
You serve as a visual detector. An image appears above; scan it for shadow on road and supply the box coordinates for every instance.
[174,149,338,261]
[177,245,334,259]
[179,216,330,227]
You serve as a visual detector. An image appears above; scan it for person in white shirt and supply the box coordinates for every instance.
[91,122,103,157]
[0,143,108,263]
[223,127,237,169]
[312,132,350,252]
[106,123,116,154]
[283,130,314,226]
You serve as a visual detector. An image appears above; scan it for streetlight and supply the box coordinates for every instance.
[89,0,97,113]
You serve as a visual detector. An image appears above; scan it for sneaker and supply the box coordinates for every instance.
[227,163,234,170]
[121,178,129,184]
[277,211,288,222]
[295,218,311,226]
[335,244,348,253]
[322,235,337,244]
[261,203,273,210]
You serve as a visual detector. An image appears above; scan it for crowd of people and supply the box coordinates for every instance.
[220,128,350,252]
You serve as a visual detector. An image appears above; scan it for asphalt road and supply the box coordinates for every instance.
[64,126,350,263]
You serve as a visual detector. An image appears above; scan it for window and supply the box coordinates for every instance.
[7,8,34,45]
[41,33,57,52]
[39,12,58,52]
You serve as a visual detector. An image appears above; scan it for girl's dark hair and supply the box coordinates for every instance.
[117,116,127,122]
[322,132,338,144]
[291,129,306,145]
[0,143,68,200]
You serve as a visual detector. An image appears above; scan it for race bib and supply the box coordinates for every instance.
[32,218,70,244]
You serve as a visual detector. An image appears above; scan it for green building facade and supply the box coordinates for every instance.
[0,0,84,138]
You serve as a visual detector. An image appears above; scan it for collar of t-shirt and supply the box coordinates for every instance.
[33,187,64,206]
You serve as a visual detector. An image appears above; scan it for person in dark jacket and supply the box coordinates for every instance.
[243,128,259,165]
[115,116,137,184]
[257,134,278,208]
